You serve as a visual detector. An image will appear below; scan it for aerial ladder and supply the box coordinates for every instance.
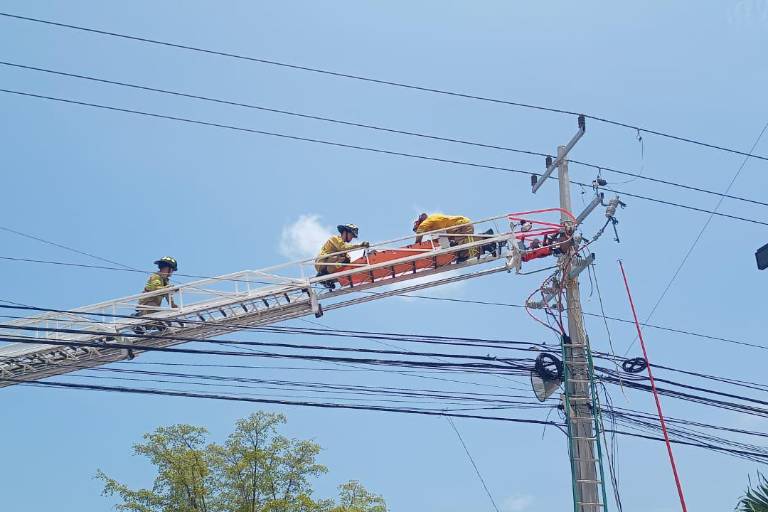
[0,115,630,511]
[0,211,567,386]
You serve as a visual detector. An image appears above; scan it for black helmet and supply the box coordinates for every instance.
[337,224,359,238]
[154,256,178,271]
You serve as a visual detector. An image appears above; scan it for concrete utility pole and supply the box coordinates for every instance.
[557,145,601,510]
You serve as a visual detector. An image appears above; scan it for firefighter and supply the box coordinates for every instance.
[130,256,179,353]
[136,256,179,313]
[315,224,370,284]
[412,213,477,261]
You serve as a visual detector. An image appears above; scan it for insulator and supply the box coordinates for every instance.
[606,197,620,218]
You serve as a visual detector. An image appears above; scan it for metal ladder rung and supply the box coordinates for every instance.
[577,502,604,507]
[571,436,597,441]
[576,479,602,483]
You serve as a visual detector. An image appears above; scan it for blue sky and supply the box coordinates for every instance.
[1,1,767,511]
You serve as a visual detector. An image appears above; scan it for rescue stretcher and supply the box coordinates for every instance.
[329,209,574,289]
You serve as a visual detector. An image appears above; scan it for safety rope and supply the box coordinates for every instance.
[618,260,688,512]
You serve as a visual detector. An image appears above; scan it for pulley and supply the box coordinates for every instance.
[622,357,647,374]
[530,352,564,402]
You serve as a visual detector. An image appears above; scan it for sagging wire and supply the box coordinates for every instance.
[612,129,646,185]
[598,381,624,512]
[589,264,627,396]
[446,415,502,512]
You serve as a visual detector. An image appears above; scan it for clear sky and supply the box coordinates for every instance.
[1,2,767,511]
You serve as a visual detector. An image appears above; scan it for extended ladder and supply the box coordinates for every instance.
[0,210,566,387]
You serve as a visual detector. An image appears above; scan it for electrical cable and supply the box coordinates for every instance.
[446,416,502,512]
[0,225,139,271]
[2,12,768,163]
[2,376,561,425]
[4,87,766,227]
[3,318,764,462]
[6,375,768,462]
[2,60,766,209]
[624,119,768,355]
[3,301,766,400]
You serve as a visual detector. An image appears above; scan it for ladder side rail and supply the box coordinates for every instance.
[3,210,560,327]
[0,256,519,385]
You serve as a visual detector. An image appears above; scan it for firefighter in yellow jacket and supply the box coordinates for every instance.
[136,256,179,313]
[413,213,477,261]
[315,224,370,279]
[130,256,179,348]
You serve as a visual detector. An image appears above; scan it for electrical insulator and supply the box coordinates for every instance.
[606,197,620,218]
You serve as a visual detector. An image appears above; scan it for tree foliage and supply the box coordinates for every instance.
[331,481,387,512]
[98,412,385,512]
[737,472,768,512]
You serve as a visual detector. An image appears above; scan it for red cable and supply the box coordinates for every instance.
[618,260,689,512]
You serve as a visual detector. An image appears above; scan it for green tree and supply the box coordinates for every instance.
[98,412,386,512]
[331,481,387,512]
[737,472,768,512]
[98,424,213,512]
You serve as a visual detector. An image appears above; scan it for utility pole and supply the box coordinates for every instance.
[558,144,601,511]
[531,115,605,511]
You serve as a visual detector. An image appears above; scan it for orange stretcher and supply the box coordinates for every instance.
[522,246,553,262]
[330,207,577,288]
[335,241,455,287]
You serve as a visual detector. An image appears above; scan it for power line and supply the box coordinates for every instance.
[3,87,767,228]
[0,331,531,377]
[0,224,138,270]
[385,294,768,352]
[3,286,766,357]
[8,320,768,451]
[0,324,534,367]
[446,416,502,512]
[6,318,768,411]
[0,303,547,352]
[623,120,768,355]
[6,376,768,462]
[0,87,536,172]
[569,160,768,208]
[1,274,765,355]
[3,59,767,209]
[3,376,559,425]
[2,11,768,163]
